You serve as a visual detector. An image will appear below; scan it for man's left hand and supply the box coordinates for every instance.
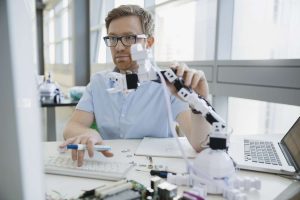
[168,62,209,99]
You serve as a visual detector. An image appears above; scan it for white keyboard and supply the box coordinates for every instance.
[45,155,133,181]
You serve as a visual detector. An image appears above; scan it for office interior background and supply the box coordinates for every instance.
[1,0,300,199]
[41,0,300,141]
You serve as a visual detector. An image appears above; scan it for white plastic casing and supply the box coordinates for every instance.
[167,173,191,186]
[193,148,236,194]
[130,44,157,82]
[163,69,177,83]
[106,72,128,93]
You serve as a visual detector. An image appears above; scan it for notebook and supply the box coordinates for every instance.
[134,137,197,158]
[228,117,300,175]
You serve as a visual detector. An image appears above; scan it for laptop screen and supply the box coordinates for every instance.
[282,117,300,170]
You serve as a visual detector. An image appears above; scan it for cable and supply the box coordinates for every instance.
[151,60,193,172]
[150,60,217,184]
[277,174,300,181]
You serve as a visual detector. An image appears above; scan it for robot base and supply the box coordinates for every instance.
[193,148,235,194]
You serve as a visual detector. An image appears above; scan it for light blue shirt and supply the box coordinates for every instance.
[76,70,189,139]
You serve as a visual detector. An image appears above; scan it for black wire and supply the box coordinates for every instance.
[278,173,300,181]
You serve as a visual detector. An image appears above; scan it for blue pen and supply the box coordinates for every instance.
[66,144,112,151]
[150,170,176,178]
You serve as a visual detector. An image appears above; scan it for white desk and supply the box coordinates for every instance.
[45,140,293,199]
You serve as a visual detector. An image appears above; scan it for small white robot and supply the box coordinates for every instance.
[39,72,62,103]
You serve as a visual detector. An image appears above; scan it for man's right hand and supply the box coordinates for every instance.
[59,132,114,167]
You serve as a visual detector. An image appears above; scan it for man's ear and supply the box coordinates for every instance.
[146,36,154,48]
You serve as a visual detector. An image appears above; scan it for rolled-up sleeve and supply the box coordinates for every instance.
[76,82,94,113]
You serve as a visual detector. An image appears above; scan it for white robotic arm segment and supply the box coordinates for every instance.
[106,72,129,93]
[162,68,177,83]
[163,68,226,127]
[131,44,157,83]
[130,43,151,62]
[137,66,158,83]
[177,88,210,116]
[105,44,157,94]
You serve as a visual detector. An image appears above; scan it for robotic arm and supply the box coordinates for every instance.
[106,44,260,197]
[161,69,228,150]
[107,45,225,124]
[107,44,228,150]
[161,69,225,126]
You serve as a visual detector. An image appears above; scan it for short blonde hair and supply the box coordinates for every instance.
[105,5,155,37]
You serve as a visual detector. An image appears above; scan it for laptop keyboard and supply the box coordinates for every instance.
[244,139,282,166]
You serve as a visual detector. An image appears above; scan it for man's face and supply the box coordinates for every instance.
[107,16,147,72]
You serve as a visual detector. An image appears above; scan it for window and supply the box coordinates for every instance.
[97,26,108,63]
[62,40,70,64]
[44,0,71,64]
[48,14,55,64]
[232,0,300,60]
[226,0,300,135]
[228,97,300,135]
[155,0,169,4]
[154,0,217,61]
[90,0,103,63]
[115,0,144,7]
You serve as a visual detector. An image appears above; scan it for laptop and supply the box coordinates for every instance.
[228,117,300,175]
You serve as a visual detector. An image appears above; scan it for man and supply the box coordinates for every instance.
[61,5,211,166]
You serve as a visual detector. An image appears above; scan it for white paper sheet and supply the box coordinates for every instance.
[134,137,197,158]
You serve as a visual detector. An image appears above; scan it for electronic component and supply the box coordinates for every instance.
[103,190,141,200]
[208,122,229,150]
[79,180,147,200]
[157,181,178,200]
[150,176,163,193]
[181,186,206,200]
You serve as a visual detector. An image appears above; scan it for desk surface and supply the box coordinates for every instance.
[45,140,293,199]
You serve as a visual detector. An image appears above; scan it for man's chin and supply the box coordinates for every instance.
[116,62,137,72]
[117,65,130,71]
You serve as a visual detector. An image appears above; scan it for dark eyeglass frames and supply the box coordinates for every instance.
[103,34,147,47]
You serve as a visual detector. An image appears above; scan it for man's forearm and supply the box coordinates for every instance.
[187,113,211,152]
[177,110,211,152]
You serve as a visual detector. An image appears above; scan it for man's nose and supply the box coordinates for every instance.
[114,39,126,51]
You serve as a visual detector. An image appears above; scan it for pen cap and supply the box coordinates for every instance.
[150,170,168,178]
[66,144,85,150]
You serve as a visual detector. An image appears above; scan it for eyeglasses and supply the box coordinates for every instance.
[103,34,147,47]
